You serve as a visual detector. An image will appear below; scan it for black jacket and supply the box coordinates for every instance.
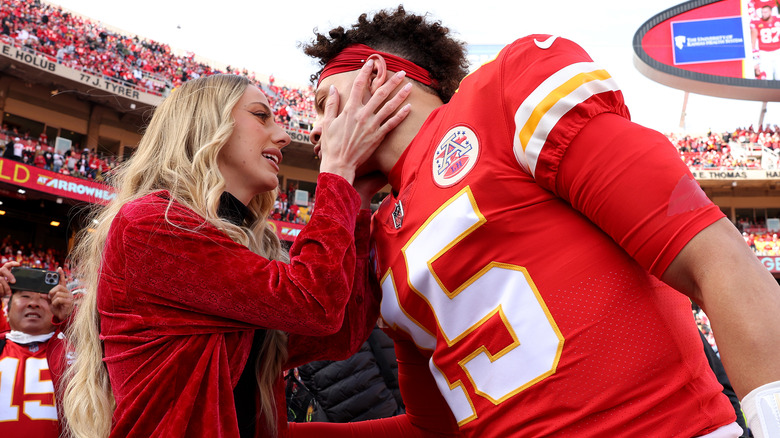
[297,327,403,422]
[699,330,750,437]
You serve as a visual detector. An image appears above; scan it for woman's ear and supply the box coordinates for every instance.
[366,53,388,94]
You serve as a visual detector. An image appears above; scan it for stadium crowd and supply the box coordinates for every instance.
[0,0,316,130]
[667,124,780,170]
[743,224,780,256]
[0,130,119,181]
[0,235,69,276]
[1,0,778,234]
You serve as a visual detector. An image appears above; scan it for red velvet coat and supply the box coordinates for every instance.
[97,173,380,437]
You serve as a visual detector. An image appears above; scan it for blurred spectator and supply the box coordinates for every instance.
[12,137,23,161]
[33,150,45,168]
[1,137,14,160]
[52,149,63,173]
[692,303,717,354]
[0,236,69,278]
[43,146,54,170]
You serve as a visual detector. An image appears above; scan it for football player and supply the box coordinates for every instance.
[751,5,780,80]
[293,6,780,438]
[291,7,780,438]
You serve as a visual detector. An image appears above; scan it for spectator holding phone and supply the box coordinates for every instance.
[62,71,411,438]
[0,261,74,438]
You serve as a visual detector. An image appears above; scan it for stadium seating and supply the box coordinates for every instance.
[0,237,69,276]
[0,0,316,130]
[667,125,780,170]
[6,1,780,232]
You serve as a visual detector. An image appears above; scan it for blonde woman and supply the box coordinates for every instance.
[62,64,412,438]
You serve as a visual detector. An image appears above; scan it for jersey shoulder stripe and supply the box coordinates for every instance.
[513,60,621,176]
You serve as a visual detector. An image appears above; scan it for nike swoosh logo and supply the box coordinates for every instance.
[534,35,558,50]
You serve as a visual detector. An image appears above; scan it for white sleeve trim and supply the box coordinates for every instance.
[512,61,619,178]
[742,380,780,438]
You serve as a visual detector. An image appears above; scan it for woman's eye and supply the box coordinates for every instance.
[253,112,270,121]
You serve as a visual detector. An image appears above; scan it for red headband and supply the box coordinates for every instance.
[318,44,438,89]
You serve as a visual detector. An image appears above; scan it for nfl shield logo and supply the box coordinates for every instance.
[392,201,404,229]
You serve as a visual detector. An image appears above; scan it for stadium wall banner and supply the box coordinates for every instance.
[759,256,780,273]
[0,158,304,241]
[285,130,310,144]
[0,41,163,106]
[267,220,304,242]
[691,168,780,179]
[0,158,116,204]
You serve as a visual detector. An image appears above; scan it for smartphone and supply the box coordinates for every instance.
[9,267,59,294]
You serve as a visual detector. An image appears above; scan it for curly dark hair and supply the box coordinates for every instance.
[301,5,469,103]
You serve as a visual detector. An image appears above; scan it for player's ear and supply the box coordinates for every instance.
[366,54,388,94]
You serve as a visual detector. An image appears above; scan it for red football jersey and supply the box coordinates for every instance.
[0,340,60,437]
[752,15,780,52]
[0,313,9,334]
[371,35,733,437]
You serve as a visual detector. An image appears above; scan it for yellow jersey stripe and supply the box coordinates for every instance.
[512,62,620,177]
[517,69,612,150]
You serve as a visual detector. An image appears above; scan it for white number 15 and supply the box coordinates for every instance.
[381,187,564,425]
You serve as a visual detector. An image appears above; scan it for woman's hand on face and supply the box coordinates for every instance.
[318,59,413,184]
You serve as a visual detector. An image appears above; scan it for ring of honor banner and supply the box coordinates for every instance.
[0,157,116,204]
[0,157,302,242]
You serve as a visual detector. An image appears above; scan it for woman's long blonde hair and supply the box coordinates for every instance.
[62,74,289,437]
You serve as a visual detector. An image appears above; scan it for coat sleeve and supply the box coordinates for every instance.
[285,209,382,368]
[109,173,364,336]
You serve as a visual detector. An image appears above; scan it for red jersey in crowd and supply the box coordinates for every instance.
[0,338,61,438]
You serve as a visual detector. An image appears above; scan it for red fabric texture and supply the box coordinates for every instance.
[318,44,438,88]
[557,113,725,277]
[97,172,379,438]
[0,326,69,437]
[0,313,9,334]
